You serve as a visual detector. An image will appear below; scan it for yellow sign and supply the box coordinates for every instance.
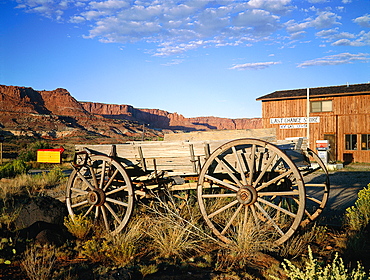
[37,147,64,163]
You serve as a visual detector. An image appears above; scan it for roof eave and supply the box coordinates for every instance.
[256,90,370,101]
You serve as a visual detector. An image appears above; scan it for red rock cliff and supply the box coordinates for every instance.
[81,102,262,130]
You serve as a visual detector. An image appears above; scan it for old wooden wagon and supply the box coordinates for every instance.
[66,134,329,245]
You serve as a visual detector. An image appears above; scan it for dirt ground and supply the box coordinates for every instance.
[317,164,370,226]
[1,164,369,279]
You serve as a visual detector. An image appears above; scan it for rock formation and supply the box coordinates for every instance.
[0,85,262,143]
[81,101,262,131]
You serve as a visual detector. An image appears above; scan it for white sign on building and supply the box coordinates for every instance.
[270,117,320,125]
[280,124,308,129]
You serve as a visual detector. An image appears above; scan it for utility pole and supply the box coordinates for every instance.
[142,123,145,141]
[306,88,310,148]
[0,134,4,165]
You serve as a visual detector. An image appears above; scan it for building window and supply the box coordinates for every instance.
[361,134,370,150]
[310,100,332,112]
[345,134,357,150]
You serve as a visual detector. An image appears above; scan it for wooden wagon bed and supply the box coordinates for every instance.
[67,134,329,245]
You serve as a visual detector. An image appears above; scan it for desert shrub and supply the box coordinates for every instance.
[345,184,370,232]
[21,245,57,280]
[0,159,29,178]
[64,214,93,240]
[18,141,51,162]
[270,246,369,280]
[81,238,107,263]
[0,237,17,265]
[34,166,66,189]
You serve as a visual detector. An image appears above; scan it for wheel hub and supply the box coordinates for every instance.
[87,189,106,206]
[237,185,257,205]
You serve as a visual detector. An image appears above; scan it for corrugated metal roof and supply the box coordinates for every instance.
[256,83,370,101]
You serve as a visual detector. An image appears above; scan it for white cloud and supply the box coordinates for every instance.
[353,14,370,28]
[308,0,328,3]
[297,52,369,67]
[286,11,341,33]
[316,28,370,46]
[229,61,281,70]
[12,0,365,57]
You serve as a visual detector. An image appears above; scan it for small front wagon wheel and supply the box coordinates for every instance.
[197,138,306,245]
[300,148,330,226]
[66,155,135,236]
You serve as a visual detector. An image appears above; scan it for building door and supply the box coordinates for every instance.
[324,134,336,162]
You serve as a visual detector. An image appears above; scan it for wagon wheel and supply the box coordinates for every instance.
[66,154,135,236]
[197,138,306,245]
[300,148,330,226]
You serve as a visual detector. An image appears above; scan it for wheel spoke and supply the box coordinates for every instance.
[103,169,119,191]
[306,196,322,205]
[305,183,327,187]
[104,202,122,224]
[250,204,259,225]
[255,170,293,191]
[221,204,243,235]
[101,206,110,232]
[247,144,256,185]
[71,199,89,208]
[208,199,239,219]
[232,146,247,185]
[202,193,237,198]
[99,160,106,189]
[258,190,299,196]
[253,151,276,187]
[76,169,95,191]
[254,202,284,236]
[106,186,128,196]
[242,205,249,232]
[71,187,89,195]
[204,174,239,192]
[106,197,129,207]
[215,157,244,188]
[83,205,95,217]
[89,166,98,189]
[257,197,297,218]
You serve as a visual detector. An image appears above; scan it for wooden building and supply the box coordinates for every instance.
[256,83,370,163]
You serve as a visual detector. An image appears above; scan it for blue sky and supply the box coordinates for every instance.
[1,0,369,118]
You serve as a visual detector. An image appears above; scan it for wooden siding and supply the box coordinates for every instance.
[261,94,370,163]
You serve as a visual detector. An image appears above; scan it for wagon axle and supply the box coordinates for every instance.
[87,189,106,206]
[237,186,257,205]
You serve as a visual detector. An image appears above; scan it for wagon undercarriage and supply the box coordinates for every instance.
[65,137,329,245]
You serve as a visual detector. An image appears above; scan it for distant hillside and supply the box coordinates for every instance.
[81,102,262,131]
[0,85,261,143]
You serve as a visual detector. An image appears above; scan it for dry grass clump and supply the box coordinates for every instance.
[81,217,146,267]
[103,217,145,267]
[0,167,67,200]
[278,224,328,259]
[21,245,57,280]
[215,217,278,272]
[141,191,218,262]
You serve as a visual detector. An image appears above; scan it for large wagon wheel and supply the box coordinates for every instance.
[300,148,330,226]
[197,138,306,245]
[66,154,135,236]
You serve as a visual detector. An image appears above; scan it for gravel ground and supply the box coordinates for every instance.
[310,164,370,226]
